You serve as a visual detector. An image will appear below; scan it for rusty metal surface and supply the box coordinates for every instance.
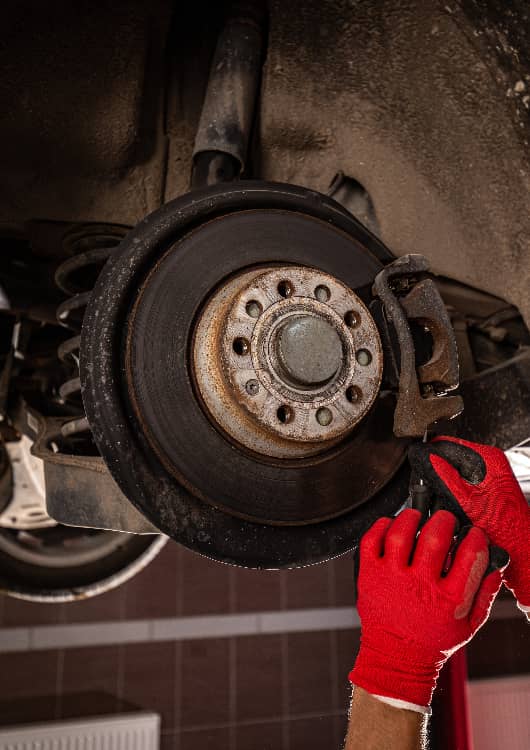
[373,254,463,437]
[30,415,159,534]
[401,278,459,387]
[192,265,383,458]
[80,182,408,565]
[191,0,265,185]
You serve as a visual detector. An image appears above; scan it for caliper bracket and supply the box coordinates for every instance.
[373,254,464,437]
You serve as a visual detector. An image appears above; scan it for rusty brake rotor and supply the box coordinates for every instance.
[80,182,440,566]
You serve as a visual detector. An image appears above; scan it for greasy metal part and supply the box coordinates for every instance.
[0,436,56,530]
[400,278,459,386]
[328,172,380,238]
[446,350,530,450]
[81,181,408,565]
[373,254,463,437]
[55,225,126,442]
[0,404,165,602]
[193,265,383,458]
[191,0,265,187]
[28,414,159,534]
[0,531,167,603]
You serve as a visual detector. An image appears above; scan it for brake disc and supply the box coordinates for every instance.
[80,181,411,567]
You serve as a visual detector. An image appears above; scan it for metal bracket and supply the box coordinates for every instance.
[373,254,464,437]
[24,410,160,535]
[0,435,56,530]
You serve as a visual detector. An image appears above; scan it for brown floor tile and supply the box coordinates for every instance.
[180,547,231,616]
[335,629,359,711]
[121,641,177,731]
[233,567,282,612]
[0,650,59,724]
[288,715,338,750]
[60,587,125,624]
[285,562,331,610]
[2,597,63,626]
[236,720,284,750]
[331,553,355,607]
[60,645,120,716]
[181,638,231,727]
[123,541,180,619]
[287,631,334,716]
[467,616,530,679]
[181,727,231,750]
[236,634,283,721]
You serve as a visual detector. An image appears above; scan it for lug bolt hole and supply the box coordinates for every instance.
[278,280,294,298]
[346,385,362,403]
[345,310,361,328]
[233,337,250,356]
[277,405,294,424]
[314,284,331,303]
[245,300,263,319]
[316,407,333,426]
[356,348,372,366]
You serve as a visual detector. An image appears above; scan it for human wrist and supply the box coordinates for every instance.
[349,632,443,708]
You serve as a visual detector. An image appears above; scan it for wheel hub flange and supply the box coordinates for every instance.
[193,265,383,458]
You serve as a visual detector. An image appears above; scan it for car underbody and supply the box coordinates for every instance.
[0,0,529,600]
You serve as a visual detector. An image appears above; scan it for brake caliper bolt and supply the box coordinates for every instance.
[245,379,260,396]
[316,407,333,426]
[345,310,361,328]
[233,337,250,355]
[314,284,331,303]
[356,349,372,366]
[245,300,262,319]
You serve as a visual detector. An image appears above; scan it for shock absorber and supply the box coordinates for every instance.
[55,224,126,450]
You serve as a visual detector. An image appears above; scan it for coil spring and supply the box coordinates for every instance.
[55,225,126,442]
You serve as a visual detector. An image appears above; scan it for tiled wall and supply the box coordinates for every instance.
[0,543,356,749]
[0,541,528,750]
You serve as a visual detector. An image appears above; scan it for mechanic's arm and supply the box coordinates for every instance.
[345,509,504,750]
[346,686,427,750]
[410,436,530,615]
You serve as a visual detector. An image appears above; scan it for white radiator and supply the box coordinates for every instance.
[0,712,160,749]
[468,675,530,750]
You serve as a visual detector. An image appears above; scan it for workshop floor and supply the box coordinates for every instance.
[0,541,528,749]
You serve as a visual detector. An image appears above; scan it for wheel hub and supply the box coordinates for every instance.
[193,265,383,458]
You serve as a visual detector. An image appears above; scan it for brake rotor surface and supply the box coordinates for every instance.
[81,182,410,566]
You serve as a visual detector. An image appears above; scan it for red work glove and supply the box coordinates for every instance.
[409,436,530,609]
[349,509,503,709]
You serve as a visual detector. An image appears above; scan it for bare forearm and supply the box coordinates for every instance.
[345,687,428,750]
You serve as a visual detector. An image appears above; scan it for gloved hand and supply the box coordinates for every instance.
[409,436,530,609]
[349,509,504,709]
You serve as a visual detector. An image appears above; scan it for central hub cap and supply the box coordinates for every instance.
[276,316,343,387]
[192,265,383,459]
